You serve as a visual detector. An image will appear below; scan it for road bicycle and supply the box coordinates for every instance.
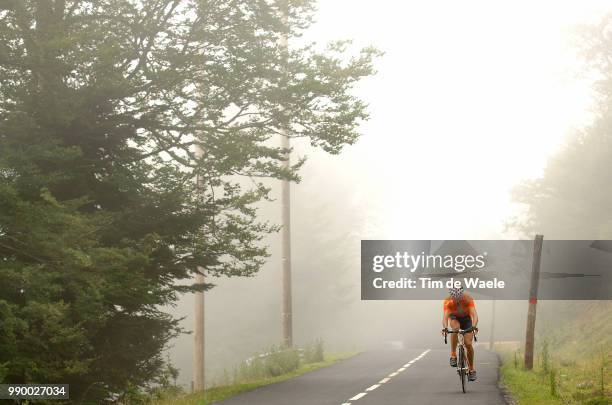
[443,326,478,393]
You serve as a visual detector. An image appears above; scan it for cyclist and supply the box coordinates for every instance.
[442,286,479,381]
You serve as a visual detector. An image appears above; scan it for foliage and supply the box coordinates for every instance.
[236,340,325,383]
[0,0,379,401]
[541,338,550,374]
[302,339,324,363]
[509,14,612,239]
[507,18,612,403]
[501,348,610,405]
[499,302,611,405]
[500,359,563,405]
[237,346,301,381]
[153,352,357,405]
[148,359,183,402]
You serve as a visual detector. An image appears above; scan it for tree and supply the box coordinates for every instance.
[509,14,612,344]
[0,0,379,401]
[510,14,612,239]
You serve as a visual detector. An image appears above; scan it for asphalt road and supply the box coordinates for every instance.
[213,346,506,405]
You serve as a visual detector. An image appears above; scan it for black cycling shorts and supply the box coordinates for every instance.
[449,314,472,330]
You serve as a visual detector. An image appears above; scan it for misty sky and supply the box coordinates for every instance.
[301,0,610,239]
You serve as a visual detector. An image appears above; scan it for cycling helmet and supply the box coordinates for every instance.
[449,286,464,299]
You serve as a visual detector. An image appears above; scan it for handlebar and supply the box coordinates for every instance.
[442,327,478,344]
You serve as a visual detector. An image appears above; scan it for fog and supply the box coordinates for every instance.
[166,0,612,387]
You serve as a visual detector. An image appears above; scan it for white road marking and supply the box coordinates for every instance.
[340,349,431,404]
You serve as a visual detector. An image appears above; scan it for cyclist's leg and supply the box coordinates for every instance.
[464,331,475,371]
[456,315,476,373]
[450,318,459,360]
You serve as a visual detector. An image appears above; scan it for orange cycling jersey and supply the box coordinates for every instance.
[443,294,476,318]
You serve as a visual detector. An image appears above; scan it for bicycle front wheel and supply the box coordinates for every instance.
[458,346,466,393]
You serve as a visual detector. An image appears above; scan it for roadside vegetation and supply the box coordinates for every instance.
[498,302,611,405]
[503,11,612,405]
[0,1,378,401]
[151,341,357,405]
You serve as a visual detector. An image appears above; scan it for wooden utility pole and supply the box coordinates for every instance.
[524,234,543,370]
[279,1,293,348]
[280,132,293,348]
[489,299,496,350]
[193,271,205,390]
[194,146,206,391]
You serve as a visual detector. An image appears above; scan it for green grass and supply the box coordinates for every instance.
[499,350,610,405]
[153,352,358,405]
[497,302,611,405]
[500,358,564,405]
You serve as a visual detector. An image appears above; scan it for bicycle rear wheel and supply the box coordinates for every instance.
[458,346,466,393]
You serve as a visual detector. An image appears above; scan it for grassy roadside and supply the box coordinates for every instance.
[153,352,358,405]
[496,303,611,405]
[498,347,609,405]
[500,359,560,405]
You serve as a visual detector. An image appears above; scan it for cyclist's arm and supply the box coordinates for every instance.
[442,310,449,329]
[442,299,450,330]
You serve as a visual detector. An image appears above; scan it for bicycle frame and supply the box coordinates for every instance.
[443,327,477,393]
[457,332,470,369]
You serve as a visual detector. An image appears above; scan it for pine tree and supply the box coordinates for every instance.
[0,0,379,401]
